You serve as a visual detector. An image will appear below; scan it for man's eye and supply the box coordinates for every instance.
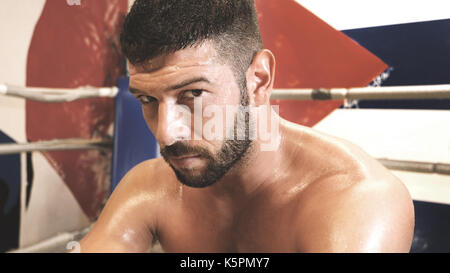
[137,95,156,104]
[183,89,203,99]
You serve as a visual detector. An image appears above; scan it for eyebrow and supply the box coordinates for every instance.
[168,77,210,91]
[129,77,210,95]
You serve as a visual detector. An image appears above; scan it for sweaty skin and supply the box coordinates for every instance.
[78,41,414,253]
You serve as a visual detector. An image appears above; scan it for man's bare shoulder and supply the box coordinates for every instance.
[293,162,414,252]
[118,157,179,198]
[106,157,182,222]
[281,121,414,252]
[78,158,178,252]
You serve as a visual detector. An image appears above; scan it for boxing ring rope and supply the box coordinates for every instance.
[2,82,450,102]
[0,138,113,155]
[0,83,118,102]
[7,227,91,253]
[2,83,450,102]
[378,158,450,176]
[271,84,450,100]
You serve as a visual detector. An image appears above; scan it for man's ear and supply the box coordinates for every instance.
[246,49,276,106]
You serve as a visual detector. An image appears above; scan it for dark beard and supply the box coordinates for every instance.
[161,138,251,188]
[160,84,252,188]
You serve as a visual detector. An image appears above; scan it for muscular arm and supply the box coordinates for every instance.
[76,161,159,253]
[295,175,415,253]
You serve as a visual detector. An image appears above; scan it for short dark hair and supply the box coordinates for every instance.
[120,0,263,82]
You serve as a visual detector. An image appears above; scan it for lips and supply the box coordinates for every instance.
[170,154,202,168]
[171,154,200,160]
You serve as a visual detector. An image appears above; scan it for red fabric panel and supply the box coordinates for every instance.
[26,0,127,219]
[255,0,388,126]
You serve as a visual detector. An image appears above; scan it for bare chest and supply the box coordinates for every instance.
[157,196,298,252]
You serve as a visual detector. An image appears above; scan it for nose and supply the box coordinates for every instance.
[155,102,191,147]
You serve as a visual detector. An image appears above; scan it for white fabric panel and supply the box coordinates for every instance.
[297,0,450,30]
[392,171,450,205]
[19,152,90,248]
[0,0,45,142]
[314,109,450,204]
[314,109,450,163]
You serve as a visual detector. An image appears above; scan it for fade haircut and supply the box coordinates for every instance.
[120,0,263,84]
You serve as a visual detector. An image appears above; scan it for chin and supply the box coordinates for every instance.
[177,176,219,188]
[173,167,221,188]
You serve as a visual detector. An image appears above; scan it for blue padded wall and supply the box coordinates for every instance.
[111,77,159,192]
[0,131,20,252]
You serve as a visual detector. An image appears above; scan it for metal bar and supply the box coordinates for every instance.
[0,83,118,102]
[0,138,113,155]
[378,158,450,176]
[271,84,450,100]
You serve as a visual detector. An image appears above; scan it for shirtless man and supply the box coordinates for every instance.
[78,0,414,252]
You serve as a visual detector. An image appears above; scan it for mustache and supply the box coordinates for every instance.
[160,141,211,158]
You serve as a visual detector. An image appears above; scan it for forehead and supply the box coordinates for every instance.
[128,41,222,76]
[127,41,238,92]
[127,41,240,95]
